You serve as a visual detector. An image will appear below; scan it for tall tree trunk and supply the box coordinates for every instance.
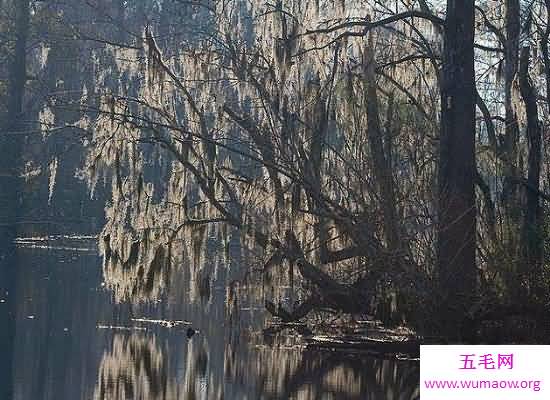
[363,34,399,252]
[502,0,523,299]
[541,0,550,118]
[0,1,29,398]
[503,0,521,171]
[518,45,543,299]
[437,0,477,341]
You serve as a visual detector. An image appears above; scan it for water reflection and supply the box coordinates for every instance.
[94,334,170,400]
[225,334,420,400]
[93,331,419,400]
[12,241,419,400]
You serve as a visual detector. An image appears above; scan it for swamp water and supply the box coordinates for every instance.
[8,236,419,399]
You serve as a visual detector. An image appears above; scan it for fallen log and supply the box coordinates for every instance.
[265,297,319,322]
[295,257,370,314]
[305,335,421,357]
[264,230,375,326]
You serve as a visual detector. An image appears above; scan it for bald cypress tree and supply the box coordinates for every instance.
[437,0,477,342]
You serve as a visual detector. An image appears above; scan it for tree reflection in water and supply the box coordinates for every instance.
[225,336,419,400]
[94,224,419,400]
[93,330,419,400]
[10,245,418,399]
[93,334,169,400]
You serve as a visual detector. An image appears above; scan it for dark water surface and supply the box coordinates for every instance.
[10,240,419,400]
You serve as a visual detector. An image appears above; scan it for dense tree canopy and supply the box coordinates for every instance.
[2,0,550,342]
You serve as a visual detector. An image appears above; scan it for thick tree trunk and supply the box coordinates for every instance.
[437,0,477,341]
[0,1,29,398]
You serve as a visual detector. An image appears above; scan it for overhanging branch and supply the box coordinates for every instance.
[297,10,445,39]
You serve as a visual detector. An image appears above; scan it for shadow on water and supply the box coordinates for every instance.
[10,239,419,400]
